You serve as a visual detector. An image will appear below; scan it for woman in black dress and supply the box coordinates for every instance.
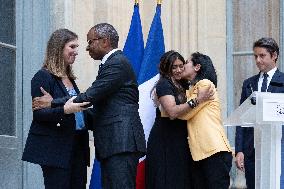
[146,51,211,189]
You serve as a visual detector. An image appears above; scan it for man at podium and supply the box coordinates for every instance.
[235,37,284,189]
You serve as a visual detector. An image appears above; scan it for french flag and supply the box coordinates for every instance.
[89,158,101,189]
[123,4,145,188]
[137,3,165,142]
[132,3,165,189]
[123,3,144,78]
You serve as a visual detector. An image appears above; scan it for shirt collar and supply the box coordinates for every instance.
[260,67,277,78]
[101,48,119,65]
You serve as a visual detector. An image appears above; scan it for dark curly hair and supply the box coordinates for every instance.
[190,52,217,87]
[151,50,187,103]
[158,50,185,78]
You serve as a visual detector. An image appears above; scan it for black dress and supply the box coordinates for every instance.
[146,78,193,189]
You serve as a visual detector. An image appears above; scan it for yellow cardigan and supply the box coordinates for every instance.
[179,79,232,161]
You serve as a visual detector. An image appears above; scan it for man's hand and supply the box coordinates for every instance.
[64,96,90,114]
[196,83,215,104]
[235,152,245,172]
[32,87,53,111]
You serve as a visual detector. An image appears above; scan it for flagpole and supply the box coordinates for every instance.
[135,0,139,5]
[157,0,162,4]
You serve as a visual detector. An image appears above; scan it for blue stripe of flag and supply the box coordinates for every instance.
[123,4,144,77]
[137,4,165,84]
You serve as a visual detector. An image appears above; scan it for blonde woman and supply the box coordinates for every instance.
[22,29,90,189]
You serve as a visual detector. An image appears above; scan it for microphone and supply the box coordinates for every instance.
[248,83,256,105]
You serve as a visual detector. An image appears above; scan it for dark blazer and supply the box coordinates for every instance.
[53,50,146,160]
[235,69,284,157]
[22,68,90,169]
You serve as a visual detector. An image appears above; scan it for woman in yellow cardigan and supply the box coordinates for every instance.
[161,52,232,188]
[180,52,232,189]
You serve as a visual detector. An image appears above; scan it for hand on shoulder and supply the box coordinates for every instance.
[196,79,216,104]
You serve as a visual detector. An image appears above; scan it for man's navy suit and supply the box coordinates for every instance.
[74,50,146,160]
[53,50,146,188]
[235,69,284,189]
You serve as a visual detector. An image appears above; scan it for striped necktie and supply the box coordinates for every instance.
[261,73,268,92]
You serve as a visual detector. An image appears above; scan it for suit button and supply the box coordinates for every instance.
[57,123,61,127]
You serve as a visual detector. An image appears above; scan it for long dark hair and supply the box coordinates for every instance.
[190,52,217,87]
[159,50,185,79]
[151,50,187,103]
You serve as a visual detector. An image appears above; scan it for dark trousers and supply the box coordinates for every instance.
[244,156,255,189]
[100,152,140,189]
[41,134,88,189]
[192,151,232,189]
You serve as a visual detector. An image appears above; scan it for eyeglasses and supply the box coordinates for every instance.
[87,37,103,46]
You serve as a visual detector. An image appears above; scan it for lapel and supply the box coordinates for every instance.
[267,69,282,92]
[55,77,70,96]
[52,74,78,96]
[49,71,79,96]
[71,79,80,94]
[250,73,260,92]
[98,50,122,75]
[55,78,80,96]
[105,50,122,64]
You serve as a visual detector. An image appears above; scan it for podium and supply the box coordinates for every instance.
[224,92,284,189]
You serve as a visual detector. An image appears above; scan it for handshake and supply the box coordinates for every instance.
[32,87,90,114]
[64,96,90,114]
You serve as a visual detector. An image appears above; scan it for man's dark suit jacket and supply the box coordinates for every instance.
[235,69,284,158]
[53,50,146,160]
[22,69,90,169]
